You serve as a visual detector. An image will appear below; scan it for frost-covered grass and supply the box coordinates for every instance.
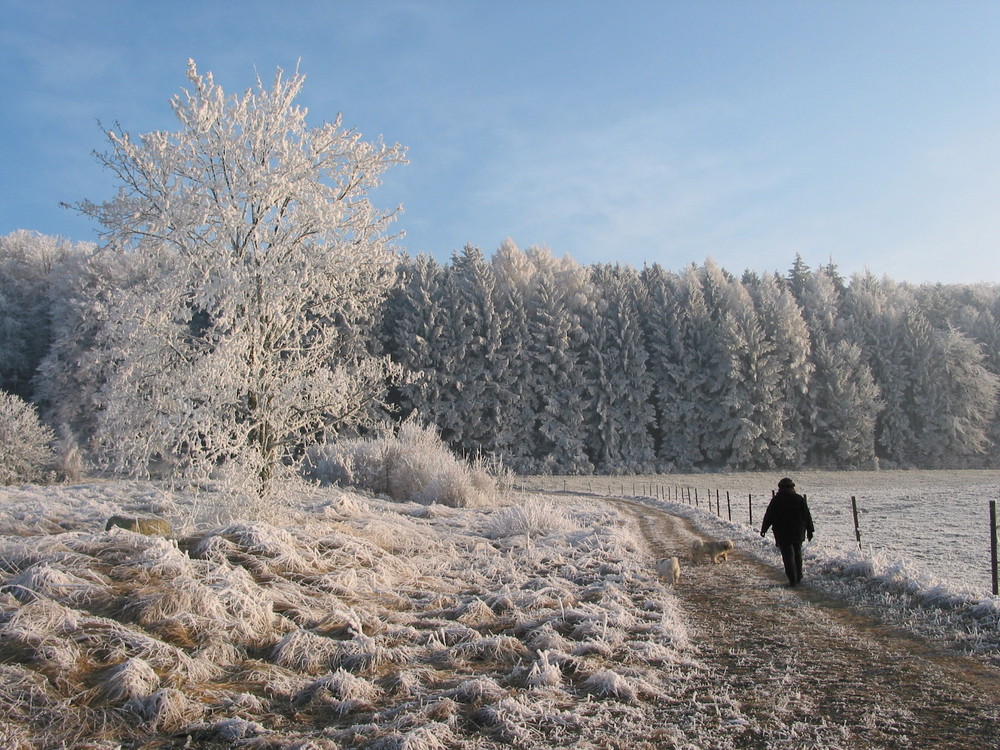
[4,470,998,748]
[0,480,689,748]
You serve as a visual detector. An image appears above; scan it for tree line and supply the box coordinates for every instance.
[2,61,999,491]
[381,243,1000,474]
[4,233,1000,481]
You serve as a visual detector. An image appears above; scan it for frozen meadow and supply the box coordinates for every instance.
[524,470,1000,599]
[1,471,999,748]
[0,479,692,749]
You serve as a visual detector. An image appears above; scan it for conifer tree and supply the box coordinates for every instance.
[489,240,536,469]
[524,255,592,473]
[809,338,882,467]
[718,277,786,469]
[584,265,655,472]
[0,232,89,400]
[438,245,503,454]
[749,272,814,465]
[382,253,446,421]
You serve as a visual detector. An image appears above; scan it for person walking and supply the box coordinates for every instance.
[760,477,814,586]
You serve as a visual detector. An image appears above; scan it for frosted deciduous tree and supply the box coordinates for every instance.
[64,61,406,492]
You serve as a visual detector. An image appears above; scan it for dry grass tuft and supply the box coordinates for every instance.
[271,628,341,674]
[96,657,160,703]
[485,497,580,539]
[127,686,203,732]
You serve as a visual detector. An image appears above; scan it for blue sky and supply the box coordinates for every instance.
[3,1,1000,284]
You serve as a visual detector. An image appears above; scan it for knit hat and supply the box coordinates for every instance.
[777,477,795,489]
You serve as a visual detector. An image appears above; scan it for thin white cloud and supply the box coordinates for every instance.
[467,101,797,264]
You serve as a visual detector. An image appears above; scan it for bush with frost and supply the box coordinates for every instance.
[0,392,55,485]
[302,422,496,507]
[485,497,579,538]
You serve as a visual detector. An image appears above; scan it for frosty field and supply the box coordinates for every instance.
[522,470,1000,599]
[1,471,999,748]
[0,479,694,748]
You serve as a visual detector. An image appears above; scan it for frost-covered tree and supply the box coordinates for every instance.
[748,272,814,465]
[434,245,503,454]
[583,264,655,473]
[489,240,537,468]
[950,297,1000,458]
[642,263,726,469]
[840,275,990,467]
[524,251,592,473]
[807,338,881,467]
[718,276,787,469]
[382,253,447,422]
[697,259,757,467]
[0,231,91,399]
[33,247,130,443]
[59,61,406,492]
[842,274,919,465]
[786,253,812,305]
[917,326,998,465]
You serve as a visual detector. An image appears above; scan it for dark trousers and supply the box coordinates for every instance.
[777,541,803,585]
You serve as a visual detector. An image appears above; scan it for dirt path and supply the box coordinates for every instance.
[604,496,1000,749]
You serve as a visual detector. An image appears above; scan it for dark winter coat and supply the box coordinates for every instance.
[760,489,814,545]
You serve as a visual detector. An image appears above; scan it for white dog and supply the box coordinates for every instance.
[690,539,733,564]
[656,556,681,585]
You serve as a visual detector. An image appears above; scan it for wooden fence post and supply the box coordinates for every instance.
[990,499,998,597]
[748,494,753,527]
[851,496,862,551]
[726,491,732,522]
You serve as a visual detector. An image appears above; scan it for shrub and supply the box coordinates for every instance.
[302,422,496,508]
[485,497,579,538]
[0,391,56,484]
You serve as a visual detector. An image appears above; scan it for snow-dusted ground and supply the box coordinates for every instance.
[0,479,693,749]
[523,470,1000,599]
[1,473,998,748]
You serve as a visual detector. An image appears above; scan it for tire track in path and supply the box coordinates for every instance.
[604,496,1000,749]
